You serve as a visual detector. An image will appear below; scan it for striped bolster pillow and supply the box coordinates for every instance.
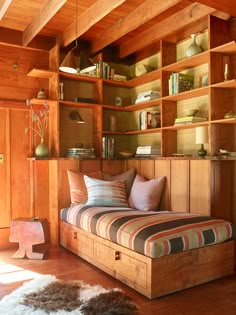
[84,175,128,207]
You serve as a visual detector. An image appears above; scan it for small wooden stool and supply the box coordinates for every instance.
[9,217,49,260]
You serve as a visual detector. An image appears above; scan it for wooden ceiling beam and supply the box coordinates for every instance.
[22,0,67,47]
[90,0,188,55]
[119,3,216,58]
[61,0,127,48]
[0,0,12,20]
[196,0,236,17]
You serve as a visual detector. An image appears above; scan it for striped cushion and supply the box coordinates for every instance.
[84,176,128,207]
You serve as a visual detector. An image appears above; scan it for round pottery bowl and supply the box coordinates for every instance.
[119,151,134,158]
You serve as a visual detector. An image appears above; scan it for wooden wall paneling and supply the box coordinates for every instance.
[125,159,141,174]
[101,159,126,175]
[0,109,9,228]
[0,44,49,101]
[170,160,189,212]
[79,159,101,173]
[10,108,31,219]
[32,160,50,220]
[139,159,155,179]
[49,101,59,157]
[211,160,234,221]
[49,158,80,245]
[154,160,171,210]
[190,160,211,215]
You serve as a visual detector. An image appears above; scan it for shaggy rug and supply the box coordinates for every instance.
[0,275,139,315]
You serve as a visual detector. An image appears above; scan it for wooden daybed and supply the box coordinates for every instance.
[60,204,234,299]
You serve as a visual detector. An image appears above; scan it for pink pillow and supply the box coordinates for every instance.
[67,169,102,204]
[128,174,165,211]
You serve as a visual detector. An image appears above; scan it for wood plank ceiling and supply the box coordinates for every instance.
[0,0,235,60]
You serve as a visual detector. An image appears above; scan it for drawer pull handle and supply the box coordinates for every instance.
[73,232,77,240]
[115,251,120,260]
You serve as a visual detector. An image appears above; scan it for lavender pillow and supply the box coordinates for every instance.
[128,174,165,211]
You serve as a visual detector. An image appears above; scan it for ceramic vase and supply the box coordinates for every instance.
[185,34,202,58]
[35,138,49,157]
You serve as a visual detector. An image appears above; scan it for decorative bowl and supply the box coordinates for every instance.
[183,108,199,117]
[119,151,134,158]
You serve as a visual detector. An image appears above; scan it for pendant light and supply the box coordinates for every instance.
[59,0,95,74]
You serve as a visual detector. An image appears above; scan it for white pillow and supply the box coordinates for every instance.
[84,176,128,207]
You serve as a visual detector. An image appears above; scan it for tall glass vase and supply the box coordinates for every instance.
[185,34,202,58]
[35,138,49,158]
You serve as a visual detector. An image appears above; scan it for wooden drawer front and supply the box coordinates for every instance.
[115,251,147,289]
[95,241,147,289]
[60,224,94,258]
[94,241,116,270]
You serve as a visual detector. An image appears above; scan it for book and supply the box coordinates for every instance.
[135,90,160,104]
[169,72,194,95]
[136,145,160,155]
[174,116,207,125]
[139,111,160,130]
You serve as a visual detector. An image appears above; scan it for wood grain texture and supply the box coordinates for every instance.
[60,219,234,299]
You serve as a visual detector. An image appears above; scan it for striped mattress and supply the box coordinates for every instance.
[60,204,233,258]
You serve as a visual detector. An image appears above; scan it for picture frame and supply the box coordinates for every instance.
[199,72,208,87]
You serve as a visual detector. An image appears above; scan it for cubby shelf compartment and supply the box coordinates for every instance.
[27,68,57,78]
[162,51,209,72]
[163,86,209,101]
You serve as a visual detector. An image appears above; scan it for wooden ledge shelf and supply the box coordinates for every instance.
[211,41,236,54]
[27,68,57,78]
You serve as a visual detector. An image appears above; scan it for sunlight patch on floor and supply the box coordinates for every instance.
[0,262,41,284]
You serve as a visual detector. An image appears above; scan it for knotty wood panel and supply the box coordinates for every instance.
[154,160,171,210]
[10,109,31,219]
[190,160,211,215]
[170,160,189,212]
[101,159,125,175]
[0,109,8,228]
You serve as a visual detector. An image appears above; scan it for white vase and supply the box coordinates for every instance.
[185,34,202,58]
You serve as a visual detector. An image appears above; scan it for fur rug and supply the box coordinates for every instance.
[0,275,139,315]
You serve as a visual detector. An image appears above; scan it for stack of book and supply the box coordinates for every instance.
[174,116,207,125]
[169,72,194,95]
[135,145,161,158]
[102,137,115,158]
[65,148,96,158]
[139,111,161,130]
[135,90,160,104]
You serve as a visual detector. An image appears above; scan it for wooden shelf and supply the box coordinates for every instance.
[59,100,98,108]
[27,68,57,78]
[211,79,236,89]
[126,98,161,111]
[127,68,161,87]
[59,72,98,83]
[163,121,209,130]
[30,98,57,105]
[211,118,236,124]
[211,41,236,54]
[162,51,209,72]
[163,86,209,101]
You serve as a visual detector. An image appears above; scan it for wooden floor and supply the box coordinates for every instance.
[0,246,236,315]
